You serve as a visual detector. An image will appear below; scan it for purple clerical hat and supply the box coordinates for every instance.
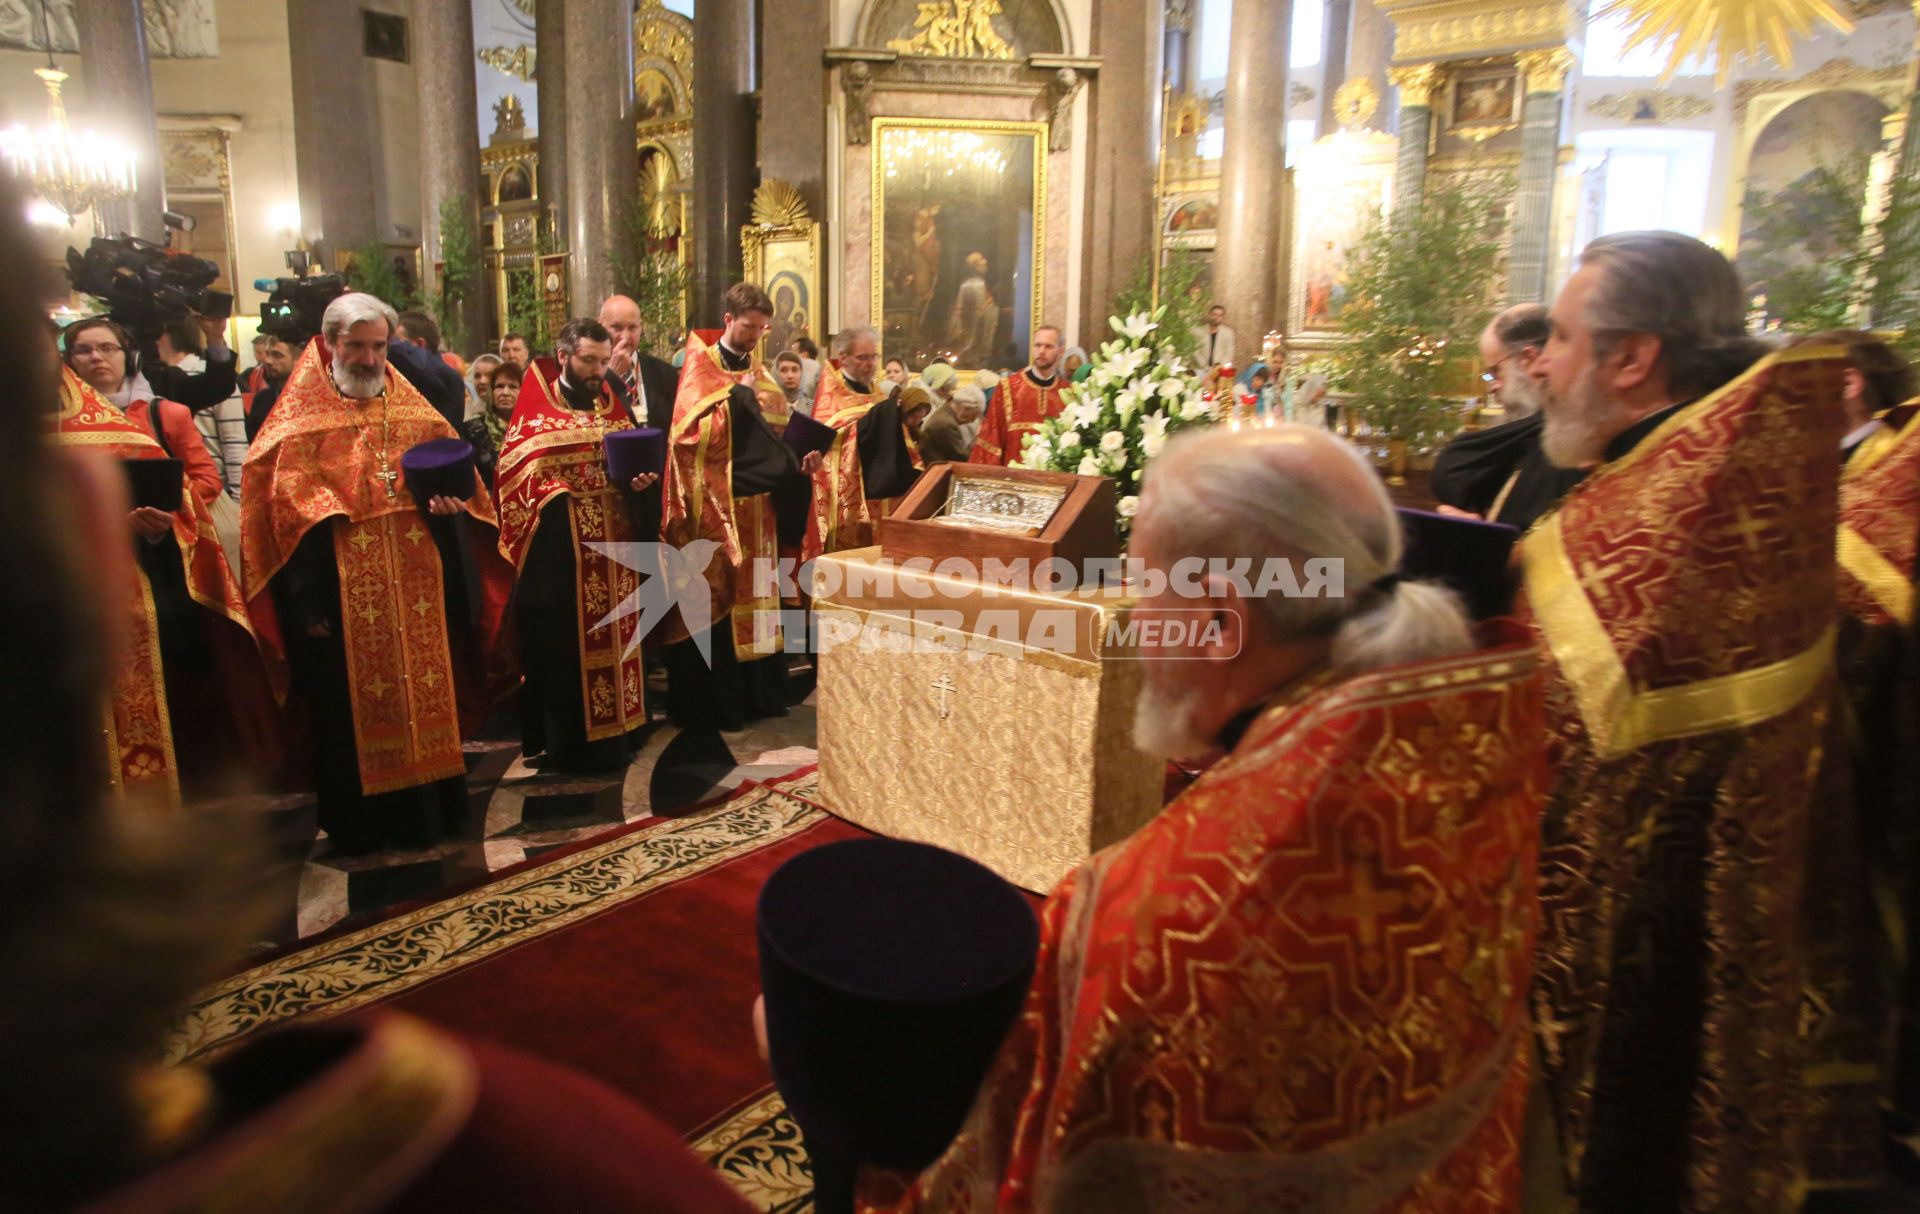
[1394,507,1521,620]
[604,427,665,483]
[401,438,476,504]
[783,410,837,460]
[122,457,183,513]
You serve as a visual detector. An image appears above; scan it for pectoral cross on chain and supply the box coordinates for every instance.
[930,673,957,721]
[375,468,400,499]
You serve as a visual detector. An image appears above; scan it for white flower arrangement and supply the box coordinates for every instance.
[1015,308,1215,540]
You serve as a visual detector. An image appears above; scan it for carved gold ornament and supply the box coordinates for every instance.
[1387,64,1444,109]
[886,0,1017,60]
[641,152,681,238]
[477,44,535,82]
[1334,78,1381,129]
[1592,0,1855,84]
[1585,90,1714,123]
[1514,48,1575,94]
[751,178,811,228]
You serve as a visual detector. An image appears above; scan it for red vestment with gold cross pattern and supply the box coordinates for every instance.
[868,629,1546,1213]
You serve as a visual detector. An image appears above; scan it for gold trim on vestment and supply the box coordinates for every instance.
[1526,511,1836,758]
[1837,523,1914,627]
[1844,396,1920,478]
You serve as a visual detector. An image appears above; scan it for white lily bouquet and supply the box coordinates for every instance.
[1013,309,1215,538]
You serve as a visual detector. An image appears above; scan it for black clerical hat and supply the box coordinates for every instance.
[400,438,476,504]
[783,409,838,459]
[758,838,1038,1208]
[122,457,183,513]
[604,426,665,483]
[1395,507,1521,620]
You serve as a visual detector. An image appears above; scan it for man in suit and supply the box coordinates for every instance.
[598,294,680,432]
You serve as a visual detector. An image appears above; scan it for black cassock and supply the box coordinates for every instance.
[1428,411,1586,531]
[274,514,481,855]
[665,378,812,733]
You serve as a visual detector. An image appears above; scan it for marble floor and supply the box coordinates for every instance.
[212,688,820,951]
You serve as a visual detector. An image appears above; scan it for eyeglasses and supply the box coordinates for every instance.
[70,343,124,357]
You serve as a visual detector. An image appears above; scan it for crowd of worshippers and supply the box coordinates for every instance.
[11,211,1920,1214]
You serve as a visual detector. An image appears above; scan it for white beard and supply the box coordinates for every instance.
[331,356,386,399]
[1131,673,1214,762]
[1495,371,1543,418]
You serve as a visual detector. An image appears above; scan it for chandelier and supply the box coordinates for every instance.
[0,1,138,224]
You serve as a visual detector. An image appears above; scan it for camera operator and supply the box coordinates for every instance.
[139,311,238,411]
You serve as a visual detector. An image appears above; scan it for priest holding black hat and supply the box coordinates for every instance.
[495,317,662,773]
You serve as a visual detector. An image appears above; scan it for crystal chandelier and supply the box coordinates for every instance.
[0,2,138,224]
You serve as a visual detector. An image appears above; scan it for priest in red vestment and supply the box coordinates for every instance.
[967,325,1066,465]
[660,283,819,731]
[1518,232,1871,1209]
[49,366,284,811]
[496,318,658,773]
[871,425,1546,1212]
[803,329,928,562]
[241,293,511,854]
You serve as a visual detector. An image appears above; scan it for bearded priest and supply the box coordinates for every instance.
[967,324,1066,465]
[871,425,1546,1212]
[496,318,659,773]
[804,327,928,561]
[241,293,511,855]
[1519,233,1870,1207]
[661,283,820,731]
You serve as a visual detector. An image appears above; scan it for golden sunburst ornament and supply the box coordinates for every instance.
[1596,0,1855,84]
[750,178,811,229]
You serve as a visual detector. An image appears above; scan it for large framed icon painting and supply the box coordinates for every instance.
[871,117,1047,371]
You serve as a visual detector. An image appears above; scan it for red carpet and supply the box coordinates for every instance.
[168,770,860,1209]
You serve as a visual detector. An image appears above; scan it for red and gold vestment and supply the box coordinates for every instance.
[51,367,280,811]
[872,632,1546,1213]
[1520,348,1854,1209]
[241,339,510,797]
[661,332,786,661]
[495,358,647,741]
[968,370,1065,466]
[803,359,886,562]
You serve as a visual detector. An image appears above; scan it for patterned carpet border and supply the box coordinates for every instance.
[165,776,827,1066]
[695,1088,814,1213]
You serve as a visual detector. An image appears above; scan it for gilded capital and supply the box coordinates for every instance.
[1387,64,1444,108]
[1515,48,1575,94]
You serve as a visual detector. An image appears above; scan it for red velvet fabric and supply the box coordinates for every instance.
[385,813,870,1134]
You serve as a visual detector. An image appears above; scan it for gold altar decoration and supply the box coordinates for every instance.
[476,44,535,82]
[1334,78,1382,129]
[1386,63,1445,109]
[885,0,1017,59]
[1377,0,1574,62]
[742,179,822,362]
[1593,0,1855,84]
[811,548,1163,893]
[1515,47,1576,94]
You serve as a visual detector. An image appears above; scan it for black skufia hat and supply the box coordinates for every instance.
[783,409,838,459]
[604,426,665,483]
[122,457,183,513]
[1395,507,1522,620]
[758,838,1039,1212]
[400,438,476,504]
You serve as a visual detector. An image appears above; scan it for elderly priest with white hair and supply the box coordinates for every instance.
[241,293,512,855]
[849,425,1548,1211]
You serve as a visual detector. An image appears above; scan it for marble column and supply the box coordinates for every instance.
[563,0,636,310]
[1319,0,1351,134]
[412,0,491,348]
[1216,0,1291,343]
[692,0,757,318]
[287,0,379,265]
[74,0,164,240]
[535,0,567,249]
[1347,0,1393,131]
[1508,49,1572,304]
[1083,0,1163,334]
[1163,0,1193,95]
[761,0,829,221]
[1387,64,1439,215]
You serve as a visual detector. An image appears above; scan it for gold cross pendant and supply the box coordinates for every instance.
[375,468,400,499]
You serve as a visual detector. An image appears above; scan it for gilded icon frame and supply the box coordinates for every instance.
[742,218,823,364]
[869,116,1048,370]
